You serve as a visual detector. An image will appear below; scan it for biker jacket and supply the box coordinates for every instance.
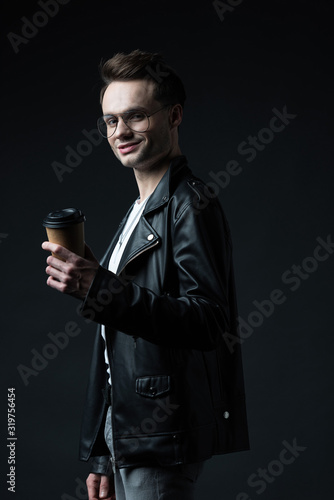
[78,155,249,470]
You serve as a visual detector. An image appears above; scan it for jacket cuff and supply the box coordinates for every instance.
[79,265,130,325]
[90,455,113,476]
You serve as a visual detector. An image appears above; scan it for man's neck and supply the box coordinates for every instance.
[134,151,182,203]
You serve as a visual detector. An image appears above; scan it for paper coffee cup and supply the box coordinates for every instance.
[43,208,86,260]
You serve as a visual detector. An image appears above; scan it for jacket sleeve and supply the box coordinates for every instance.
[89,455,113,476]
[80,198,234,350]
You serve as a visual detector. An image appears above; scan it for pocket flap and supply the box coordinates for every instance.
[136,375,171,398]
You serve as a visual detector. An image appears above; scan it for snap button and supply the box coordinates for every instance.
[223,411,230,419]
[149,386,157,395]
[147,234,154,241]
[162,196,168,201]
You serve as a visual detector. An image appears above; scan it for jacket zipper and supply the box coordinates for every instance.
[117,239,159,276]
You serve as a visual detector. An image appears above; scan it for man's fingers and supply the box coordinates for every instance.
[86,473,102,500]
[46,255,66,273]
[42,240,99,299]
[99,474,111,498]
[42,241,73,261]
[86,473,114,500]
[46,275,75,294]
[44,250,83,286]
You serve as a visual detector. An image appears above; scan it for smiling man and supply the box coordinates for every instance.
[42,50,249,500]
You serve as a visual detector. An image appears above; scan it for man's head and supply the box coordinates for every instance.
[98,50,185,171]
[99,50,186,109]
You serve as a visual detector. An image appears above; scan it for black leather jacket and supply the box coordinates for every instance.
[79,156,249,471]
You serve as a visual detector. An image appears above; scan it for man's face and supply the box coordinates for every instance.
[102,79,174,171]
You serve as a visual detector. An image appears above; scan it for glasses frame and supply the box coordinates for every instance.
[97,104,172,138]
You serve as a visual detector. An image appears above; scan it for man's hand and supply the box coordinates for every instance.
[42,242,99,300]
[86,473,115,500]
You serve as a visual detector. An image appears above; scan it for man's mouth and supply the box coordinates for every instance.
[118,141,141,154]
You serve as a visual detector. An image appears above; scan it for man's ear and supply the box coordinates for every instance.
[169,104,183,129]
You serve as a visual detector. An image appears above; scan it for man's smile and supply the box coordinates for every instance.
[117,141,142,154]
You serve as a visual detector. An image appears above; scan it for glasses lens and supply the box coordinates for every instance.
[124,111,149,132]
[97,111,149,138]
[97,116,117,138]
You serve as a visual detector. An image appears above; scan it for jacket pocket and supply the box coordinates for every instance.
[136,375,171,398]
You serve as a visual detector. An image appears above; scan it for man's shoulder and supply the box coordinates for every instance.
[171,167,222,219]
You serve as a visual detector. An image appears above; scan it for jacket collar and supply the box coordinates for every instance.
[143,155,190,215]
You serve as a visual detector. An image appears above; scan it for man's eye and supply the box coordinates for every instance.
[106,117,117,126]
[127,112,145,122]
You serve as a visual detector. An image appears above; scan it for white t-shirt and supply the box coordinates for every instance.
[101,196,150,385]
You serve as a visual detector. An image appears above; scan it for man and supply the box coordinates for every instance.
[42,50,249,500]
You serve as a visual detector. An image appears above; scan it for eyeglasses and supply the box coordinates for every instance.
[97,104,171,138]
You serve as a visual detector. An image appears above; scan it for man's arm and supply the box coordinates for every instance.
[42,199,234,350]
[79,200,233,350]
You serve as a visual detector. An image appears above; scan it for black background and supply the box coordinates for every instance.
[1,0,333,499]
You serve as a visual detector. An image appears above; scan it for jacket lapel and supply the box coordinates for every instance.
[116,217,160,275]
[103,155,189,274]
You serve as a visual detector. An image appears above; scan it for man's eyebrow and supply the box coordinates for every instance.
[103,106,147,116]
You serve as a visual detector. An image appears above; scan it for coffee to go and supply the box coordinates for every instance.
[43,208,86,260]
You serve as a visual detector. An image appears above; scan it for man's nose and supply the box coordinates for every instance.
[114,117,133,139]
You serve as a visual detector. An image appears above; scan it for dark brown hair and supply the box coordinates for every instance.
[99,49,186,108]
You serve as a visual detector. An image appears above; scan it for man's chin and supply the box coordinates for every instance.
[113,149,136,166]
[119,154,142,168]
[116,149,149,169]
